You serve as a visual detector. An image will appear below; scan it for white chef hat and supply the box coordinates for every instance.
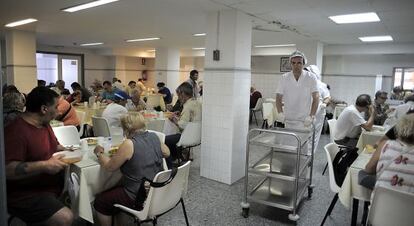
[306,65,321,80]
[289,50,307,65]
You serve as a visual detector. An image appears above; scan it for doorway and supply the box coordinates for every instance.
[36,52,84,90]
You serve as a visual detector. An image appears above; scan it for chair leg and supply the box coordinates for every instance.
[361,201,369,226]
[180,198,190,226]
[351,198,359,226]
[322,162,328,175]
[320,194,338,226]
[152,218,157,225]
[8,216,14,226]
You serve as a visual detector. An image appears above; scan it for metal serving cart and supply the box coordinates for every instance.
[241,125,315,221]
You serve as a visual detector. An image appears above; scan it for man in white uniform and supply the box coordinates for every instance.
[276,51,319,130]
[101,90,129,128]
[334,94,376,147]
[306,65,330,150]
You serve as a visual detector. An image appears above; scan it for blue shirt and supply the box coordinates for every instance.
[102,87,119,101]
[158,87,172,104]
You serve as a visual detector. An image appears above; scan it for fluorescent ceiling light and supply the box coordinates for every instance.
[329,12,380,24]
[359,35,393,42]
[62,0,119,13]
[147,49,156,52]
[192,47,205,50]
[254,44,296,48]
[126,37,160,42]
[5,18,37,27]
[193,33,206,37]
[80,42,103,46]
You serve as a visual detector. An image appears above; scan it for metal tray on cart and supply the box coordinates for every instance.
[247,176,309,211]
[249,130,310,153]
[249,151,311,181]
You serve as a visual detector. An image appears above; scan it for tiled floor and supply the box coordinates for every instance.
[12,121,361,226]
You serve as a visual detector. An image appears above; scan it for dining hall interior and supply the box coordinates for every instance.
[1,0,414,225]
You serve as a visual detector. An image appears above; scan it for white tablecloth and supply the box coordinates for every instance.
[69,142,122,223]
[338,150,373,209]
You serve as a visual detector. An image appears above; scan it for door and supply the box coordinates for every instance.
[58,55,82,91]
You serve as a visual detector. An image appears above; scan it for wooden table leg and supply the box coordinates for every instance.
[351,198,359,226]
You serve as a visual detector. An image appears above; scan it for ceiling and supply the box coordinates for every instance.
[0,0,413,54]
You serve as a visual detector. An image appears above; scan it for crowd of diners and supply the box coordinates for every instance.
[3,49,414,225]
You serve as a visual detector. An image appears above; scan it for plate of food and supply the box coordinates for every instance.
[365,144,376,153]
[86,138,98,146]
[63,144,80,151]
[53,150,83,164]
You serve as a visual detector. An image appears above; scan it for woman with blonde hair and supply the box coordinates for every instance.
[365,113,414,193]
[93,112,170,226]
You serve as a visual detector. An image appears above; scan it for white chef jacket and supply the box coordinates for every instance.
[276,70,318,128]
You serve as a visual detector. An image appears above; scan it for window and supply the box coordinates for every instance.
[393,67,414,90]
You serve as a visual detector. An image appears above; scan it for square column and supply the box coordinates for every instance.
[201,10,252,184]
[296,41,324,72]
[5,30,37,93]
[155,48,180,92]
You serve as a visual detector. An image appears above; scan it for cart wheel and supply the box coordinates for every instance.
[288,213,300,221]
[308,186,313,198]
[242,208,249,218]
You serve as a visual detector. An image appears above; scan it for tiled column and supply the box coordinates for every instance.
[201,10,252,184]
[5,30,37,93]
[155,48,180,92]
[297,41,324,72]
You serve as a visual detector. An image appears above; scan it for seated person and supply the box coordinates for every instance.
[365,114,414,193]
[394,94,414,121]
[112,77,125,91]
[126,80,138,96]
[390,86,404,100]
[137,78,147,94]
[56,93,80,128]
[250,86,262,109]
[101,81,120,102]
[373,90,393,125]
[3,92,25,126]
[5,86,73,226]
[334,94,376,147]
[93,113,170,226]
[165,82,202,165]
[51,80,69,95]
[157,82,172,104]
[101,90,129,128]
[71,82,92,102]
[126,89,146,111]
[66,90,82,105]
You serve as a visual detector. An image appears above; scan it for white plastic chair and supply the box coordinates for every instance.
[114,161,191,226]
[148,130,168,171]
[75,110,86,137]
[320,143,341,226]
[177,122,201,161]
[92,116,111,137]
[171,95,178,107]
[52,125,81,146]
[261,102,275,128]
[367,186,414,226]
[333,104,347,119]
[327,119,337,143]
[250,97,263,126]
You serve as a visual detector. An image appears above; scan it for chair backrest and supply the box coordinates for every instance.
[52,125,81,146]
[148,130,168,170]
[146,161,191,218]
[252,98,264,111]
[324,143,341,193]
[76,110,86,137]
[92,116,111,137]
[171,95,178,106]
[368,185,414,226]
[176,122,201,147]
[262,102,275,126]
[327,119,337,143]
[333,105,346,119]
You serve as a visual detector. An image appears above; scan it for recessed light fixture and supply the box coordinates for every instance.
[329,12,380,24]
[80,42,103,46]
[62,0,119,13]
[147,49,156,52]
[254,44,296,48]
[5,18,37,27]
[192,47,205,50]
[126,37,160,42]
[193,33,206,37]
[359,35,393,42]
